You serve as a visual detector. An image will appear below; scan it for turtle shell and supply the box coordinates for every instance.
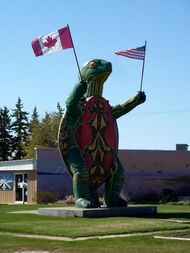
[75,96,118,187]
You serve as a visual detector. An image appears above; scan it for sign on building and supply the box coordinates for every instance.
[0,173,13,191]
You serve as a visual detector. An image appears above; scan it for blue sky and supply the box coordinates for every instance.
[1,0,190,150]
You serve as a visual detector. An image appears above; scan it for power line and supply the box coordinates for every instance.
[131,109,190,116]
[121,131,190,138]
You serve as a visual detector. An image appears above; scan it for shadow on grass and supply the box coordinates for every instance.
[141,212,190,220]
[156,212,190,220]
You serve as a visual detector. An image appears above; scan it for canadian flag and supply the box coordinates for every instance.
[32,26,73,57]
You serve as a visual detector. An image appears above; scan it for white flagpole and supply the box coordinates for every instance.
[140,40,147,91]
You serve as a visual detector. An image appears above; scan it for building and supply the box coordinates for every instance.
[119,149,190,202]
[0,147,190,204]
[0,148,72,204]
[36,148,72,200]
[0,159,37,204]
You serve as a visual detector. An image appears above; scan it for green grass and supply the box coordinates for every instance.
[0,204,190,237]
[1,234,190,253]
[1,204,190,252]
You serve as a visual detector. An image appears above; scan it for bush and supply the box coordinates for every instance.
[36,191,56,204]
[159,190,178,204]
[56,195,75,205]
[64,195,75,205]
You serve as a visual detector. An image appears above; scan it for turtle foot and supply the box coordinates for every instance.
[117,197,128,207]
[102,197,128,208]
[75,198,98,208]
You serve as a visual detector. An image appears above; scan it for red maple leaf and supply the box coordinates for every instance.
[43,36,57,48]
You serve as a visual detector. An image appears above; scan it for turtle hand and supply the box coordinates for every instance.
[137,91,146,104]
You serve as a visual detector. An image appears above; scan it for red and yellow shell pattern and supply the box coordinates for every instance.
[75,96,118,188]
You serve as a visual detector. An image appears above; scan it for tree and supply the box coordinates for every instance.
[30,106,40,126]
[56,102,64,117]
[25,106,42,158]
[11,97,29,159]
[48,104,64,147]
[20,102,65,159]
[33,104,64,148]
[0,107,13,160]
[40,112,58,147]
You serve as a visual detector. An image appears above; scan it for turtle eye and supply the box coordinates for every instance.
[88,61,97,69]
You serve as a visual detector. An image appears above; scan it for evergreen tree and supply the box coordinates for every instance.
[37,110,63,149]
[0,107,13,160]
[56,102,64,117]
[40,112,57,147]
[23,103,65,158]
[25,106,42,158]
[11,97,29,159]
[54,103,64,139]
[31,106,40,125]
[39,104,64,148]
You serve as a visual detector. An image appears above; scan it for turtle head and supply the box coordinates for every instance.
[80,59,112,97]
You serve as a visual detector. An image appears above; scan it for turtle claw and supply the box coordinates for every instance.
[75,198,98,208]
[75,198,92,208]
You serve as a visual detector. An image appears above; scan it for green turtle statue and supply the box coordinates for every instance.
[58,59,146,208]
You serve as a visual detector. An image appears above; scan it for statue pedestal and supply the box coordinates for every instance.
[38,206,157,218]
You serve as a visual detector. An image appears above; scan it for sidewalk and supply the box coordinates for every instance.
[1,228,190,242]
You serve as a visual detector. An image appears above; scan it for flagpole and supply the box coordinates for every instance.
[140,40,147,91]
[67,24,83,80]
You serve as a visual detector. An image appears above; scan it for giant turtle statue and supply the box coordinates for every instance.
[58,59,146,208]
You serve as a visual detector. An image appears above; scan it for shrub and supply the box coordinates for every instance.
[36,191,56,204]
[63,195,75,205]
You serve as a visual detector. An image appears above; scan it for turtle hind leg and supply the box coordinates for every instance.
[103,177,128,207]
[90,187,101,208]
[73,169,94,208]
[74,174,100,208]
[65,147,96,208]
[103,178,127,207]
[103,158,128,207]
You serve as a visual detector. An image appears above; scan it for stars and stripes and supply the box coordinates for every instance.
[115,45,146,60]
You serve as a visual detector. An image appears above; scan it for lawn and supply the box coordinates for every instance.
[1,204,190,252]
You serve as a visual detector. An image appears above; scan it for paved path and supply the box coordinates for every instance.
[154,235,190,241]
[1,228,190,242]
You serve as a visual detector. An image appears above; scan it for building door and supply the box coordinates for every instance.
[15,174,28,203]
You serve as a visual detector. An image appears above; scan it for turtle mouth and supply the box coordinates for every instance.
[85,71,111,97]
[95,71,111,82]
[87,71,111,83]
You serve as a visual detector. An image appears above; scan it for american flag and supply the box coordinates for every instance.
[115,45,146,60]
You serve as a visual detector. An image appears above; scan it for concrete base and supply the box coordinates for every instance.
[38,206,157,218]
